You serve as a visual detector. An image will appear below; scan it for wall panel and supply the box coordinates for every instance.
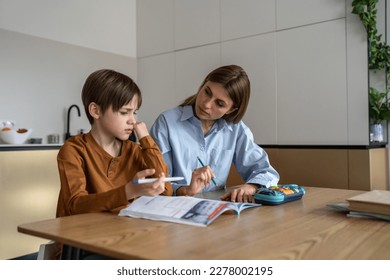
[277,19,348,145]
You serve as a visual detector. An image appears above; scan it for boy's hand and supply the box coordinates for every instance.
[125,169,165,200]
[133,122,149,139]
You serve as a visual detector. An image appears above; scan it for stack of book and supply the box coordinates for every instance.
[327,190,390,221]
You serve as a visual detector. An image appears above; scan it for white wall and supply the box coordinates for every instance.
[276,19,347,145]
[0,28,137,144]
[346,0,370,145]
[0,0,138,144]
[0,0,136,57]
[136,0,368,145]
[0,0,370,146]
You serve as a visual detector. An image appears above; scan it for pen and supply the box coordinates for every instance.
[132,177,184,184]
[197,156,217,187]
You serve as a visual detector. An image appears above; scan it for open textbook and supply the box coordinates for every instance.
[118,196,260,227]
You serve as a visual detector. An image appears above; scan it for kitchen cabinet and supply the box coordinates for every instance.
[0,150,60,259]
[227,147,389,191]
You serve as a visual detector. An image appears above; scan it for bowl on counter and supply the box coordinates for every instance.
[0,120,15,129]
[0,128,32,144]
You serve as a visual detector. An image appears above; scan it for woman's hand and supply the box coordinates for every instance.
[177,166,215,196]
[133,121,149,140]
[220,184,257,203]
[125,169,165,200]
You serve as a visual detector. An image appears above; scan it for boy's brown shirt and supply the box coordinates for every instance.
[56,132,172,217]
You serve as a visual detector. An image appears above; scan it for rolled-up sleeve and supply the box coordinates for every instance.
[233,124,279,187]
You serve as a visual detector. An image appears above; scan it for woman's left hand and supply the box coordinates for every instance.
[220,184,257,203]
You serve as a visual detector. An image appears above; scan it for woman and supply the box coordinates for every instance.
[150,65,279,203]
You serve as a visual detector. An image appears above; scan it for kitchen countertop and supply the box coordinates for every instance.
[0,144,62,151]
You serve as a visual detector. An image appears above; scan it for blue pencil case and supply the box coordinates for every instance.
[254,184,305,205]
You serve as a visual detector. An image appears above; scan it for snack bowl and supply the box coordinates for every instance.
[0,120,15,129]
[0,128,32,144]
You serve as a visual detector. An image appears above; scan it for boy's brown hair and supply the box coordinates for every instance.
[82,69,142,124]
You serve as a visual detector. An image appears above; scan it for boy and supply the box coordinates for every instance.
[56,69,172,217]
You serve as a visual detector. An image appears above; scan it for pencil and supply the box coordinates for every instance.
[197,156,217,187]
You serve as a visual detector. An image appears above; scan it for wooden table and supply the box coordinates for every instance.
[17,187,390,260]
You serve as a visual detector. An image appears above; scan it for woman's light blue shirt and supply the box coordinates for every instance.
[150,105,279,194]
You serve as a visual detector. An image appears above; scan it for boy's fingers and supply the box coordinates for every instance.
[134,169,156,179]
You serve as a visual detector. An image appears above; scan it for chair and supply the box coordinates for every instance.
[37,241,58,260]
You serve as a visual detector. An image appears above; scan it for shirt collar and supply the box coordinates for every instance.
[180,105,233,132]
[180,105,194,121]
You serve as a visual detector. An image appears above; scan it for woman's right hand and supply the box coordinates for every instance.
[125,169,165,200]
[177,166,215,196]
